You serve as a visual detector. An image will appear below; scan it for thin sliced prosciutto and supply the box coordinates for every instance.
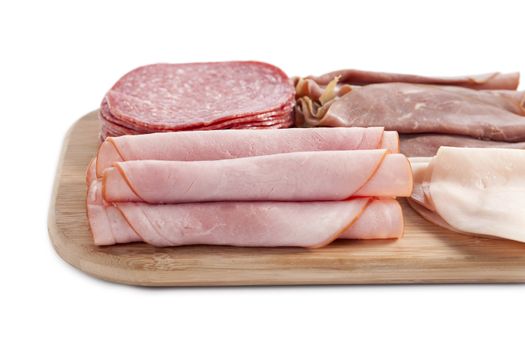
[87,180,403,247]
[96,127,399,178]
[102,150,412,203]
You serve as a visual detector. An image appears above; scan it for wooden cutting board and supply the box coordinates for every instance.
[48,111,525,286]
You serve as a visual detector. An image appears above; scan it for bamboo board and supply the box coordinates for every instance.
[48,111,525,286]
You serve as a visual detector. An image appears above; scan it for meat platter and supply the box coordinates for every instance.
[49,112,525,286]
[49,62,525,286]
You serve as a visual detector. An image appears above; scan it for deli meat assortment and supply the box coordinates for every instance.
[294,68,525,155]
[86,61,525,248]
[88,128,410,247]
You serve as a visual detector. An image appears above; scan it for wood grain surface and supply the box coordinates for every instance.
[48,111,525,286]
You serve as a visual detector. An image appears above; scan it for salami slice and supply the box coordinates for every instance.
[103,61,295,133]
[99,102,294,137]
[100,115,294,138]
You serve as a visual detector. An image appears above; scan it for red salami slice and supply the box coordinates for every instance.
[104,61,295,133]
[100,113,294,138]
[100,112,294,138]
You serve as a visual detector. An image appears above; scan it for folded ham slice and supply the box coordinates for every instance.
[96,127,399,178]
[408,147,525,243]
[88,180,403,247]
[341,199,403,240]
[102,150,412,203]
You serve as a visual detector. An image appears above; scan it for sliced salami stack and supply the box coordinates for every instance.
[99,61,295,138]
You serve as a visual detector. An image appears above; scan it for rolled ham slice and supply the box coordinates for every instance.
[340,199,403,239]
[87,180,403,247]
[102,150,412,203]
[408,147,525,243]
[96,127,399,178]
[86,157,97,186]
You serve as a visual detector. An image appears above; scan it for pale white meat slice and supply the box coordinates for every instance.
[95,127,399,177]
[407,158,434,210]
[408,147,525,243]
[102,150,412,203]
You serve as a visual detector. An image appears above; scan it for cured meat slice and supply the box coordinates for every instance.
[400,134,525,157]
[297,83,525,141]
[294,77,353,103]
[229,120,292,129]
[96,127,399,178]
[100,97,294,132]
[87,181,142,245]
[99,110,294,137]
[197,112,293,130]
[339,199,403,239]
[102,150,412,203]
[88,180,367,247]
[99,99,295,139]
[88,180,403,247]
[306,69,520,90]
[408,147,525,243]
[105,61,295,131]
[86,158,97,186]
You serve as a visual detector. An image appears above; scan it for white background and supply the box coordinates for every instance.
[1,0,524,349]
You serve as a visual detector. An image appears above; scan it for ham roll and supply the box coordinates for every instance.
[88,180,403,247]
[101,150,412,204]
[95,127,399,178]
[87,127,409,248]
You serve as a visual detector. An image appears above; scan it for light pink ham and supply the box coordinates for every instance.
[96,127,399,178]
[87,180,402,247]
[102,150,412,204]
[339,199,403,239]
[86,181,142,245]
